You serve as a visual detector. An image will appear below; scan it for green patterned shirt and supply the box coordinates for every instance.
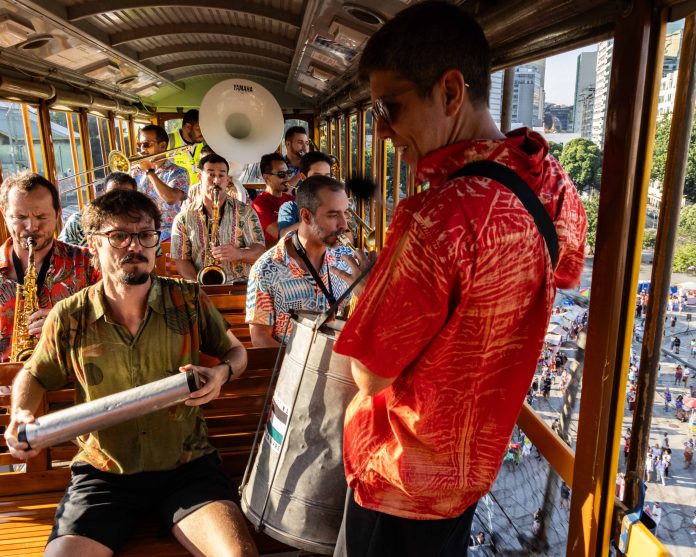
[25,276,233,474]
[171,195,264,282]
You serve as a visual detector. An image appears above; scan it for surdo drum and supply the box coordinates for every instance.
[240,311,357,555]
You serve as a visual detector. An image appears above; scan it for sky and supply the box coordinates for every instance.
[544,46,598,106]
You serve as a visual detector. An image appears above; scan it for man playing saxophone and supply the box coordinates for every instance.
[0,172,100,361]
[171,154,265,284]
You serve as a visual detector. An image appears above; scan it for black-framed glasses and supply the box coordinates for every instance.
[268,171,291,179]
[94,230,161,248]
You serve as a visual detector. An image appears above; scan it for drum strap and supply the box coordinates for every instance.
[448,160,559,269]
[291,232,337,306]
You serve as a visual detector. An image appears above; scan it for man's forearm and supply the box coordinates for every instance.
[222,345,247,380]
[11,369,47,417]
[149,174,184,204]
[175,259,198,281]
[238,244,265,263]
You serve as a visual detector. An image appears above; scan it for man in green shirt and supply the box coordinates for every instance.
[4,189,257,557]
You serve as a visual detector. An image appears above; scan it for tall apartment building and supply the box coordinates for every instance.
[591,40,613,146]
[511,61,545,128]
[573,51,597,133]
[489,70,504,126]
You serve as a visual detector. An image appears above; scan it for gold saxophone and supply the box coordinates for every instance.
[197,186,228,285]
[11,237,39,362]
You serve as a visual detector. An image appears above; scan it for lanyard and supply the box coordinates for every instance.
[12,243,53,291]
[291,232,336,306]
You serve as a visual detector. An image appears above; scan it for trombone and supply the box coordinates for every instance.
[57,145,194,183]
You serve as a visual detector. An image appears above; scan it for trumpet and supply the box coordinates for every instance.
[57,145,194,183]
[346,207,376,250]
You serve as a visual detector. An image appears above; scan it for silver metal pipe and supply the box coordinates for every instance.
[18,370,200,451]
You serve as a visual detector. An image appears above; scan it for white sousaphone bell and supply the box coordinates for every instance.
[199,79,285,165]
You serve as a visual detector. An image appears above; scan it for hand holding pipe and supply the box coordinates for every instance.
[18,370,200,451]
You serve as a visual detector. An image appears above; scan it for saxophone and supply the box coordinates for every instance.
[197,186,227,285]
[11,237,39,362]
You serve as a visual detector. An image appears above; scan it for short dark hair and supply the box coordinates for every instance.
[260,152,286,175]
[104,171,136,190]
[284,126,307,142]
[299,151,333,176]
[182,109,199,127]
[359,1,490,108]
[0,170,60,212]
[296,175,344,214]
[199,153,229,172]
[139,124,169,145]
[82,189,161,235]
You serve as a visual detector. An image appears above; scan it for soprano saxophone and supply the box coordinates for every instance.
[11,237,39,362]
[197,186,227,285]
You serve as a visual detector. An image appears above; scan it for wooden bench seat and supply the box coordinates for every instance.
[0,347,293,556]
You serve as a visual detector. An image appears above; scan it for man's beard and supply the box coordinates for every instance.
[19,234,52,252]
[118,253,150,285]
[310,221,339,248]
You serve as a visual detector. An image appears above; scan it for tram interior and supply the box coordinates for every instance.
[1,0,696,556]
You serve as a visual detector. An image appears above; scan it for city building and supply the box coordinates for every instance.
[545,104,574,132]
[489,70,504,126]
[591,40,613,147]
[512,61,545,128]
[573,51,597,133]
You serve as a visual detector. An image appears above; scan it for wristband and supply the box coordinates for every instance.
[221,359,234,383]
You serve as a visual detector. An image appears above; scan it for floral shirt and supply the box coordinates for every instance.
[0,239,100,361]
[246,232,353,341]
[25,277,232,473]
[171,195,264,282]
[133,159,190,241]
[334,128,587,519]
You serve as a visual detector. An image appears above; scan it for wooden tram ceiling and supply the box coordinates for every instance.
[2,0,696,110]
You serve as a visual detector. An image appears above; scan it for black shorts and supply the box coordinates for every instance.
[48,452,240,552]
[333,489,478,557]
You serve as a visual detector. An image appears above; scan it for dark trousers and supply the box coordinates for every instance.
[333,489,478,557]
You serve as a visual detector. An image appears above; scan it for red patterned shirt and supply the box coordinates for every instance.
[0,239,100,361]
[333,129,587,519]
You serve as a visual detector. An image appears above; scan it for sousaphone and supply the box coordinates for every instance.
[199,79,285,165]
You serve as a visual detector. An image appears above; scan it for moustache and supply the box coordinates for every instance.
[121,253,148,264]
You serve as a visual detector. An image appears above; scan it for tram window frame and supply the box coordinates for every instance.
[349,113,359,179]
[115,118,132,158]
[338,113,346,182]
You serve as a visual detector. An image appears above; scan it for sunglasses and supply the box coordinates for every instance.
[136,141,155,148]
[373,82,470,126]
[267,171,291,179]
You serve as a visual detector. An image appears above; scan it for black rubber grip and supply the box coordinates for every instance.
[186,369,199,392]
[17,423,30,449]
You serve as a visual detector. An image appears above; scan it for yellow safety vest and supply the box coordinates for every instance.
[168,130,204,185]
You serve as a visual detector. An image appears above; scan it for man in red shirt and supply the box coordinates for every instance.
[332,2,587,556]
[252,153,295,246]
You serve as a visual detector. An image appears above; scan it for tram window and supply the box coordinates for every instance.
[164,118,182,136]
[364,109,373,182]
[0,101,44,176]
[319,122,328,152]
[385,139,397,226]
[339,114,346,182]
[86,114,107,186]
[99,118,112,154]
[49,110,83,215]
[115,119,131,157]
[350,114,358,178]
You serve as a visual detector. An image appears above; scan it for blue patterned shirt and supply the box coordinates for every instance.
[246,233,353,341]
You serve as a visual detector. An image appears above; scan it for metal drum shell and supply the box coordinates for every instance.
[241,312,356,555]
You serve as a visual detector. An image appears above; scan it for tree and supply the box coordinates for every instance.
[582,194,599,253]
[672,243,696,272]
[642,229,657,249]
[650,114,696,202]
[548,141,563,160]
[559,138,603,193]
[679,204,696,238]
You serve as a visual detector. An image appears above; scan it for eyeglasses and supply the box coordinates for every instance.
[94,230,161,248]
[136,141,154,148]
[267,171,291,179]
